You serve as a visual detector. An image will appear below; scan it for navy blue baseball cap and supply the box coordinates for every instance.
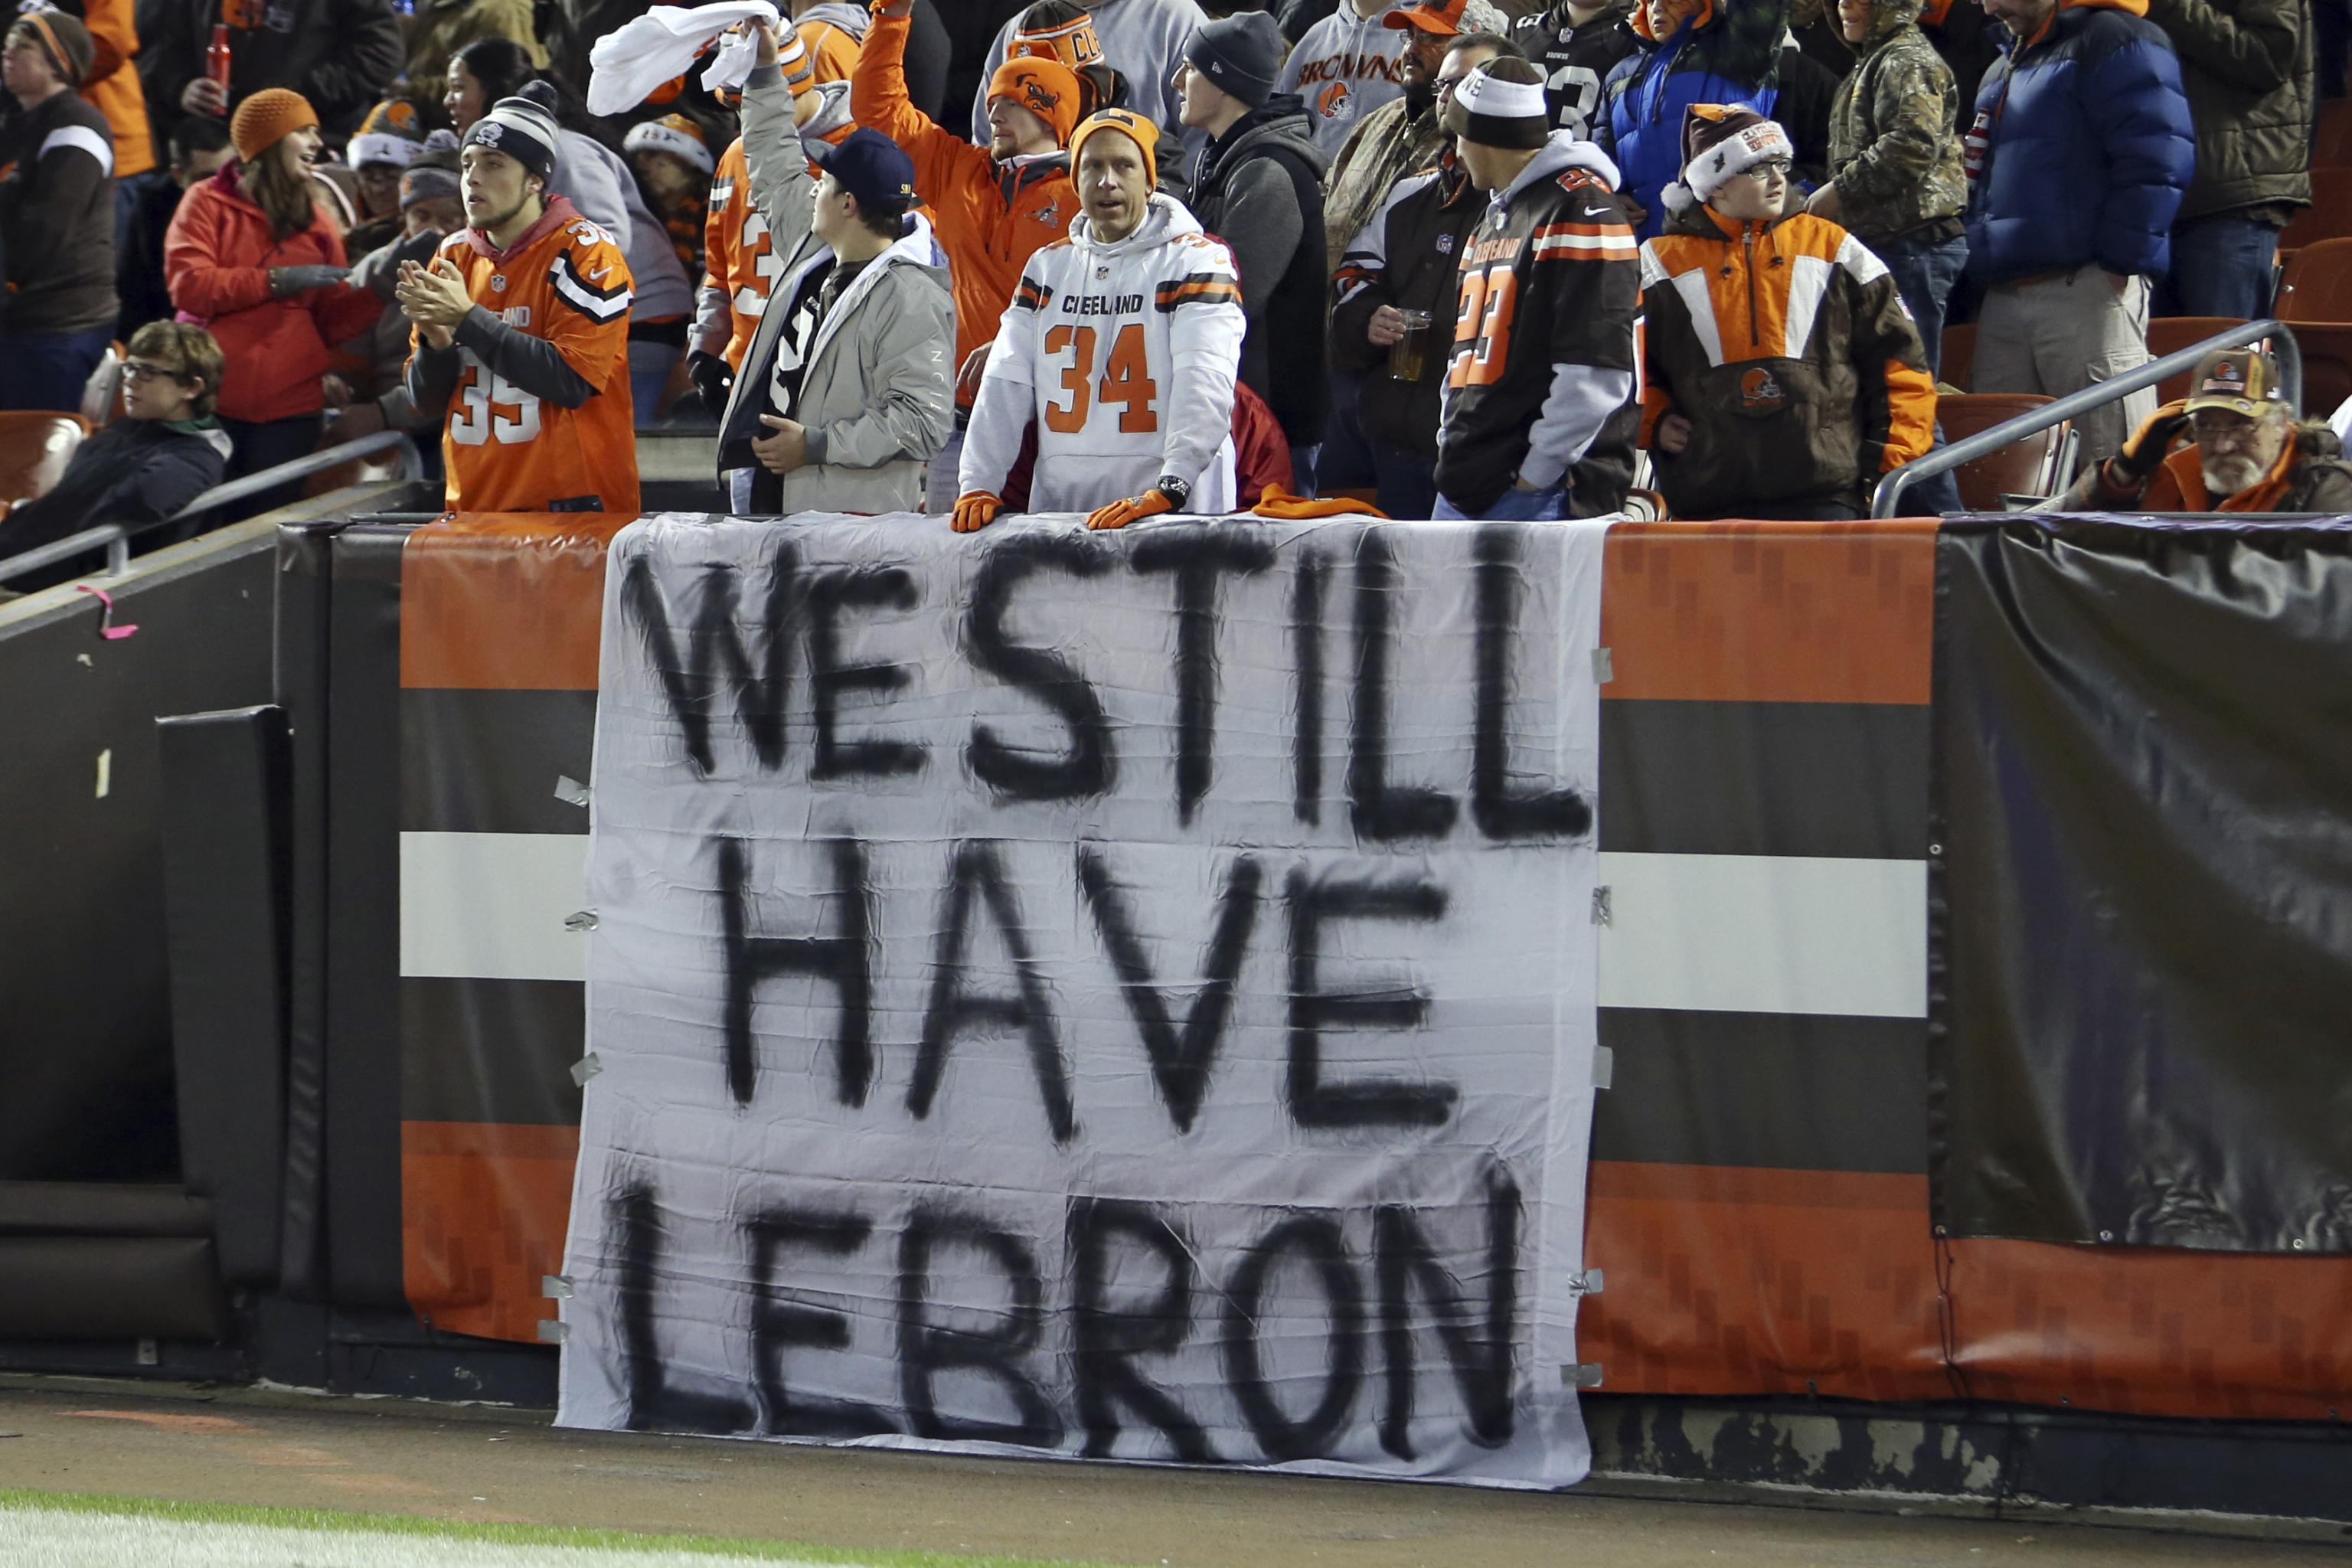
[815,127,919,216]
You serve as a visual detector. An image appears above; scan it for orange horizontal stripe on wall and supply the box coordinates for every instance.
[1601,521,1939,706]
[401,1119,581,1344]
[400,514,630,691]
[1583,1161,1953,1403]
[1942,1236,2352,1422]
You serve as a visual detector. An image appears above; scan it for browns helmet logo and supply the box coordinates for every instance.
[1316,80,1351,119]
[1740,366,1785,411]
[1022,76,1065,118]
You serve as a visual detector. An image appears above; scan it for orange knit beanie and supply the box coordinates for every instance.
[986,55,1084,148]
[230,87,320,162]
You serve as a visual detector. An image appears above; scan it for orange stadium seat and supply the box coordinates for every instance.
[2314,99,2352,168]
[2281,167,2352,250]
[0,411,89,518]
[1935,392,2068,509]
[2275,238,2352,323]
[2285,321,2352,418]
[2147,316,2252,403]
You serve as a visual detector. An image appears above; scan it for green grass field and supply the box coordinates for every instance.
[0,1491,1125,1568]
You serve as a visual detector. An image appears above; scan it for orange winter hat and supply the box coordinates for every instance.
[230,87,319,162]
[1068,107,1159,188]
[987,55,1084,147]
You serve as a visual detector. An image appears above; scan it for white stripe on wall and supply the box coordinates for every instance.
[400,831,590,982]
[1597,851,1927,1020]
[400,833,1924,1019]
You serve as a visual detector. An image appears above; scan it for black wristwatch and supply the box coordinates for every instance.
[1154,474,1191,511]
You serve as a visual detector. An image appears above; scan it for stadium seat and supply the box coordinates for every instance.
[0,412,89,517]
[299,423,414,499]
[2148,317,2252,403]
[2285,322,2352,419]
[1934,392,2069,510]
[80,343,124,427]
[2314,99,2352,168]
[2275,238,2352,323]
[2281,168,2352,250]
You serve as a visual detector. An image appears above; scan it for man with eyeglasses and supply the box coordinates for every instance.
[2,321,231,583]
[2056,348,2352,514]
[1637,104,1932,519]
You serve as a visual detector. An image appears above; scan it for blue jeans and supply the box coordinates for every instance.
[627,338,683,426]
[0,325,113,413]
[1876,230,1969,514]
[1434,482,1566,522]
[1877,230,1968,380]
[2160,215,2278,320]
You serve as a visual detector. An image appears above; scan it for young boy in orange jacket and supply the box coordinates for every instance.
[1638,104,1936,519]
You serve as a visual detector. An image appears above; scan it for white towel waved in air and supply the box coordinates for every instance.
[587,1,779,116]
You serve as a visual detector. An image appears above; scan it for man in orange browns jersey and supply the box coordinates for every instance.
[395,88,641,517]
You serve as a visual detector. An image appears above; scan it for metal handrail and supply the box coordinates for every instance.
[1873,319,2305,518]
[0,429,423,586]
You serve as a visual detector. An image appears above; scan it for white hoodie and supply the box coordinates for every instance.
[962,191,1244,514]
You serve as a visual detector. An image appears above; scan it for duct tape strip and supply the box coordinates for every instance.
[537,1318,569,1344]
[554,775,591,808]
[1562,1363,1605,1388]
[570,1053,602,1086]
[1593,1046,1614,1091]
[1592,646,1613,684]
[542,1274,575,1298]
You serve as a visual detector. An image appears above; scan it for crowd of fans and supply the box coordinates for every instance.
[0,0,2347,560]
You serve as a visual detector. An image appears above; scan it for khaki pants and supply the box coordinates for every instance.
[1971,264,2154,468]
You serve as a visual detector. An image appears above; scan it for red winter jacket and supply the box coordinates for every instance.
[163,165,384,424]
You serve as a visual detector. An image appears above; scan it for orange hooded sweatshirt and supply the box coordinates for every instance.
[852,10,1079,380]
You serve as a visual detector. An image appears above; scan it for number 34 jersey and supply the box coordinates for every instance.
[962,193,1246,515]
[421,203,640,518]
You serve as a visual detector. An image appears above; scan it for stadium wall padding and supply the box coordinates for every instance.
[283,514,2352,1421]
[0,530,276,1183]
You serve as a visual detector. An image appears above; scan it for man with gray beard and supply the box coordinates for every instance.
[2056,348,2352,514]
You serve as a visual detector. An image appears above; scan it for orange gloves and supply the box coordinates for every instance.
[1251,483,1388,519]
[1084,487,1178,531]
[952,491,1001,533]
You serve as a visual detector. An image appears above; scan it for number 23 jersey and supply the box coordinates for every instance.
[427,209,639,517]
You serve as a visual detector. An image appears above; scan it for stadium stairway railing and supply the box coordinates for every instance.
[1876,319,2305,517]
[0,430,424,588]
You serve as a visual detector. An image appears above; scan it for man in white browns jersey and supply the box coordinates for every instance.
[953,108,1247,531]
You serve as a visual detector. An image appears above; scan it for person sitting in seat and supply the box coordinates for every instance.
[0,322,233,582]
[2056,347,2352,514]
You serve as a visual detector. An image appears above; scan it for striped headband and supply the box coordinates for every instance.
[1446,64,1549,150]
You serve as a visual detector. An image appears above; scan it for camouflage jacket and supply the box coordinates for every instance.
[1826,11,1967,245]
[1319,92,1450,279]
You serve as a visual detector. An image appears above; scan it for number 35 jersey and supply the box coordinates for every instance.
[962,193,1246,516]
[418,200,640,518]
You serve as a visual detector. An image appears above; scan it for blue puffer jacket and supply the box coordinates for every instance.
[1601,0,1790,237]
[1962,0,2194,282]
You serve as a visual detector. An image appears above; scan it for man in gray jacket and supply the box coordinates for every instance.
[724,125,954,514]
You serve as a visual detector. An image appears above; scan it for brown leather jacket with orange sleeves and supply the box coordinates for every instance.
[1637,201,1933,518]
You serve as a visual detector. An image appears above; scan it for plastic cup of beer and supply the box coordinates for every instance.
[1389,309,1436,383]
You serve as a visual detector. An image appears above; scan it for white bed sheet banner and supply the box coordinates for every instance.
[556,511,1606,1489]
